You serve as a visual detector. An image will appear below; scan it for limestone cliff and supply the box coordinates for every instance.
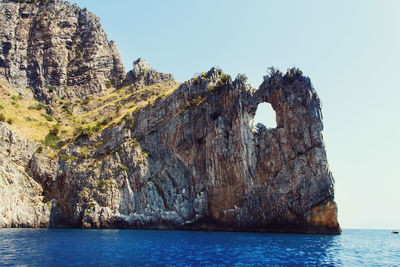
[0,123,50,227]
[0,1,340,234]
[0,0,125,101]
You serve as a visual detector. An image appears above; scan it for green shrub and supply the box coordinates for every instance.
[55,141,65,149]
[220,74,231,83]
[94,141,103,148]
[105,80,112,89]
[62,103,72,115]
[92,124,102,132]
[80,148,88,158]
[35,146,43,153]
[24,116,34,121]
[98,180,106,191]
[284,72,295,83]
[44,132,63,149]
[296,69,303,76]
[28,103,45,110]
[130,138,139,149]
[0,104,3,110]
[141,149,148,157]
[60,155,77,161]
[235,73,248,83]
[49,126,59,136]
[125,115,134,128]
[41,113,54,122]
[74,126,93,138]
[186,95,206,108]
[97,179,112,191]
[114,147,122,154]
[6,118,13,124]
[100,116,112,126]
[0,113,5,122]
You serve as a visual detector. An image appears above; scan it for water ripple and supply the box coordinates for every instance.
[0,229,398,266]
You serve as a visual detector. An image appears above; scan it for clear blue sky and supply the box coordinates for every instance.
[70,0,400,230]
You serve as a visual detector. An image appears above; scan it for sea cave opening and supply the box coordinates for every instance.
[252,102,277,133]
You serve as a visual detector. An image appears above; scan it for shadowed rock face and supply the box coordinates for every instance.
[0,1,125,100]
[26,68,340,234]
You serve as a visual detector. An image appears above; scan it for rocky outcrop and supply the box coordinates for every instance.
[28,68,340,234]
[0,0,125,100]
[122,58,174,89]
[0,122,50,227]
[0,1,340,234]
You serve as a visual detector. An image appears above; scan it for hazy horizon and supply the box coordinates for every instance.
[69,0,400,230]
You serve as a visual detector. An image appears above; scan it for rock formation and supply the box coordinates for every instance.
[0,0,125,101]
[0,0,340,234]
[123,58,174,88]
[0,123,50,227]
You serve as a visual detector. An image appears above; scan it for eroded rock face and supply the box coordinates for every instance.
[28,68,340,234]
[0,123,50,227]
[0,0,125,100]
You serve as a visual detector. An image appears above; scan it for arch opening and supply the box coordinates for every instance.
[252,102,277,133]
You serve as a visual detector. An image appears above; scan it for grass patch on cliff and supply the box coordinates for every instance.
[76,81,180,131]
[0,77,181,150]
[0,78,57,141]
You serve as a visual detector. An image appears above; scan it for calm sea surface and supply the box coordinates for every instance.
[0,229,398,266]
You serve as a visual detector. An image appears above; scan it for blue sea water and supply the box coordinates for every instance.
[0,229,398,266]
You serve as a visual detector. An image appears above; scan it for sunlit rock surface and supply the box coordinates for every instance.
[0,1,340,234]
[0,0,125,100]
